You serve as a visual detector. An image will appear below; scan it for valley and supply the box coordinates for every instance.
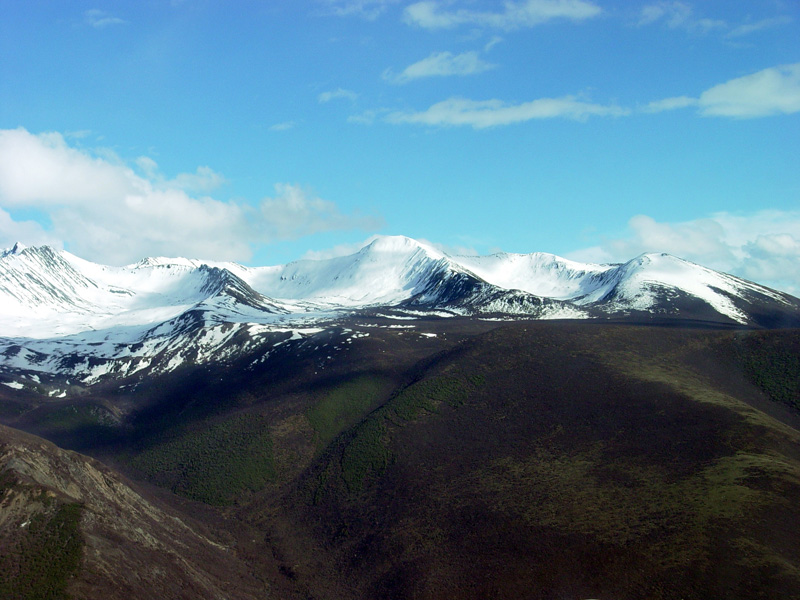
[2,318,800,599]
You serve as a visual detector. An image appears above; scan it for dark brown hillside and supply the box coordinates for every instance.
[1,320,799,599]
[270,323,800,600]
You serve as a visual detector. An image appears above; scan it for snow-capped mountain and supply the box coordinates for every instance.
[1,236,798,391]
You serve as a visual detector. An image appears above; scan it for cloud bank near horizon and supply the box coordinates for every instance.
[0,128,382,265]
[568,211,800,297]
[1,127,798,297]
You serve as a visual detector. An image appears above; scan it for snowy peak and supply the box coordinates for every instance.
[0,244,102,313]
[2,239,797,329]
[596,252,793,324]
[0,237,799,391]
[1,241,27,257]
[242,235,459,307]
[0,246,286,339]
[453,251,614,300]
[358,235,445,260]
[193,265,285,314]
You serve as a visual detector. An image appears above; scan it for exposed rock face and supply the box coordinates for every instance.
[0,424,263,600]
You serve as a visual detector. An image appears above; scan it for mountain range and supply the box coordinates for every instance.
[1,236,800,599]
[1,236,798,393]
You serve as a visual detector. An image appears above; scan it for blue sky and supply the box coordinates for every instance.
[1,0,799,294]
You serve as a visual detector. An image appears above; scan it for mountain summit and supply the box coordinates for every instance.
[1,236,798,390]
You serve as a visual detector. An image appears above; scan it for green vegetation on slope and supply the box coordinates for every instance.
[306,375,390,450]
[129,412,275,505]
[0,397,26,419]
[0,499,84,600]
[478,447,799,559]
[310,371,485,498]
[733,331,800,411]
[292,324,800,599]
[342,373,482,493]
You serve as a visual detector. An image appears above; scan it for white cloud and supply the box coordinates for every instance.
[642,95,697,113]
[318,88,359,103]
[347,109,387,125]
[637,2,725,33]
[64,129,93,140]
[269,121,297,132]
[169,166,226,194]
[259,183,381,241]
[384,51,495,84]
[484,36,504,51]
[0,208,60,251]
[135,156,160,181]
[639,4,792,40]
[0,129,138,207]
[302,235,381,260]
[133,157,225,193]
[0,128,381,264]
[697,63,800,118]
[84,9,126,28]
[643,63,800,118]
[318,0,399,20]
[387,96,628,128]
[637,2,686,27]
[403,0,601,31]
[727,15,793,37]
[567,211,800,296]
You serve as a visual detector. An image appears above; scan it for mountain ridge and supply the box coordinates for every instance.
[1,236,799,391]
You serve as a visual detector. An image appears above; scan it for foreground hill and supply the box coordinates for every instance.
[1,319,798,599]
[277,322,800,599]
[0,423,264,599]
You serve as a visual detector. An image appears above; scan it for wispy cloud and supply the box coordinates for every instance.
[317,0,399,20]
[387,96,628,128]
[347,109,386,125]
[64,129,93,140]
[727,15,793,38]
[384,51,495,84]
[142,161,226,194]
[642,95,696,113]
[637,2,725,33]
[484,36,504,51]
[645,63,800,118]
[258,184,382,241]
[318,88,359,103]
[173,166,226,194]
[0,128,381,264]
[403,0,601,31]
[370,63,800,128]
[84,9,126,29]
[269,121,297,132]
[638,3,793,40]
[567,211,800,296]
